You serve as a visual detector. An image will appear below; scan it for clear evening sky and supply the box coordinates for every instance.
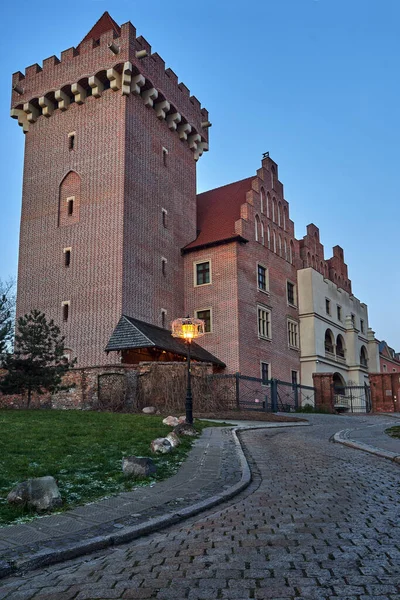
[1,0,399,348]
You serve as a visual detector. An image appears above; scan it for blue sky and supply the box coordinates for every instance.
[1,0,399,348]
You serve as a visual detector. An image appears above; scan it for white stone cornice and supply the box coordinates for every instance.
[55,89,70,111]
[141,87,158,107]
[122,61,133,96]
[177,122,191,139]
[167,112,182,131]
[89,75,104,98]
[39,96,55,117]
[106,68,122,91]
[188,132,201,150]
[10,108,29,133]
[71,83,87,104]
[155,100,170,120]
[23,102,40,123]
[131,73,145,95]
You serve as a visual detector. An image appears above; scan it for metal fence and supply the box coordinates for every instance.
[206,373,316,413]
[333,384,371,413]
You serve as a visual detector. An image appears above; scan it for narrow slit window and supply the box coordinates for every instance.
[162,257,167,276]
[162,208,167,228]
[161,310,167,329]
[68,133,75,151]
[67,197,74,216]
[62,302,69,322]
[64,249,71,267]
[162,147,168,166]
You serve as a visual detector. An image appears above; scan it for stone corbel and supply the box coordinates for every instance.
[55,89,70,111]
[188,133,201,150]
[71,83,87,104]
[23,102,40,123]
[10,108,29,133]
[106,68,122,91]
[167,112,182,131]
[122,62,133,96]
[201,120,212,128]
[89,75,104,98]
[196,141,209,157]
[39,96,55,117]
[154,100,170,120]
[131,73,145,95]
[141,87,158,107]
[177,122,191,140]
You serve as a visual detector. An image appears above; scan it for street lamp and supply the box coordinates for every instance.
[171,316,205,424]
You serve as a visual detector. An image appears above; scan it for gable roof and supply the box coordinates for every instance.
[379,340,400,362]
[105,315,225,366]
[184,177,254,251]
[78,12,121,47]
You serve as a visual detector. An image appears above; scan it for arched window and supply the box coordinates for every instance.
[307,252,311,267]
[360,346,368,368]
[336,335,346,360]
[267,226,271,249]
[59,170,81,226]
[312,255,316,268]
[325,329,335,355]
[272,198,277,222]
[283,206,287,230]
[273,230,277,253]
[278,235,282,257]
[260,187,265,214]
[284,239,288,261]
[290,240,294,264]
[261,220,265,245]
[320,261,324,273]
[266,192,270,218]
[255,214,262,242]
[383,364,387,372]
[277,201,282,227]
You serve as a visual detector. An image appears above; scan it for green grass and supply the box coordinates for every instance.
[0,410,227,526]
[386,426,400,439]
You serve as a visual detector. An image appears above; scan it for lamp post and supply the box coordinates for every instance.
[171,316,205,424]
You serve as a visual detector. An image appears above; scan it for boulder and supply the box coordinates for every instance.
[7,476,62,512]
[173,423,199,437]
[122,456,157,477]
[178,415,187,424]
[166,431,181,448]
[162,416,179,427]
[151,438,172,454]
[142,406,157,414]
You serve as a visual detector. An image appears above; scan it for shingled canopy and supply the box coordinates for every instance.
[105,315,225,368]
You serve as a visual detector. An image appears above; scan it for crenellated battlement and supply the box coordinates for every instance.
[10,12,210,159]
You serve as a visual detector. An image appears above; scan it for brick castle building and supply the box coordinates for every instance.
[11,13,380,385]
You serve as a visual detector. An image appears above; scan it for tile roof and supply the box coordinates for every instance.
[105,315,226,366]
[184,177,254,251]
[78,12,121,47]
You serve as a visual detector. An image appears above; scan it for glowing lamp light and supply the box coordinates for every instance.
[171,317,205,342]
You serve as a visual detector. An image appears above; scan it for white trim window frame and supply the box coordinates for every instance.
[257,305,271,340]
[195,307,212,333]
[257,263,269,294]
[286,280,297,307]
[194,259,212,287]
[287,319,299,349]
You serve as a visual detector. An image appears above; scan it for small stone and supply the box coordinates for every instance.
[173,423,199,437]
[7,476,62,512]
[142,406,157,414]
[178,415,187,423]
[122,456,157,477]
[151,437,173,454]
[166,431,181,447]
[162,415,179,426]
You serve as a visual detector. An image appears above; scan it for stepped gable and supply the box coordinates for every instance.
[78,11,121,47]
[327,245,351,294]
[184,177,253,251]
[10,13,209,144]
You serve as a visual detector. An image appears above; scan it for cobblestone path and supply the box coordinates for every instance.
[1,416,399,599]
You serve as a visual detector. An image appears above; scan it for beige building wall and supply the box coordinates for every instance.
[298,268,379,389]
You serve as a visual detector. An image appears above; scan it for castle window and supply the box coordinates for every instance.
[337,305,342,321]
[287,320,299,349]
[260,187,265,213]
[161,309,167,329]
[195,308,212,333]
[195,260,211,286]
[261,361,270,384]
[287,281,296,306]
[68,132,75,151]
[62,301,70,322]
[257,264,268,292]
[360,345,368,368]
[258,306,271,339]
[162,208,167,228]
[63,248,71,267]
[162,147,168,166]
[67,197,74,216]
[325,299,331,315]
[161,257,167,276]
[360,319,365,333]
[383,364,387,372]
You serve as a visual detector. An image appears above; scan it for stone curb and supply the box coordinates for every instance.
[333,429,400,464]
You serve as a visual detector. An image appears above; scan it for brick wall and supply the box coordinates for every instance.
[313,372,335,413]
[369,372,399,413]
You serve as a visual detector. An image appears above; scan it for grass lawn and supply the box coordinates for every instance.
[0,410,227,526]
[386,426,400,439]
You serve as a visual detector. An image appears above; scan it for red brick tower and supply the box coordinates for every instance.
[11,13,210,367]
